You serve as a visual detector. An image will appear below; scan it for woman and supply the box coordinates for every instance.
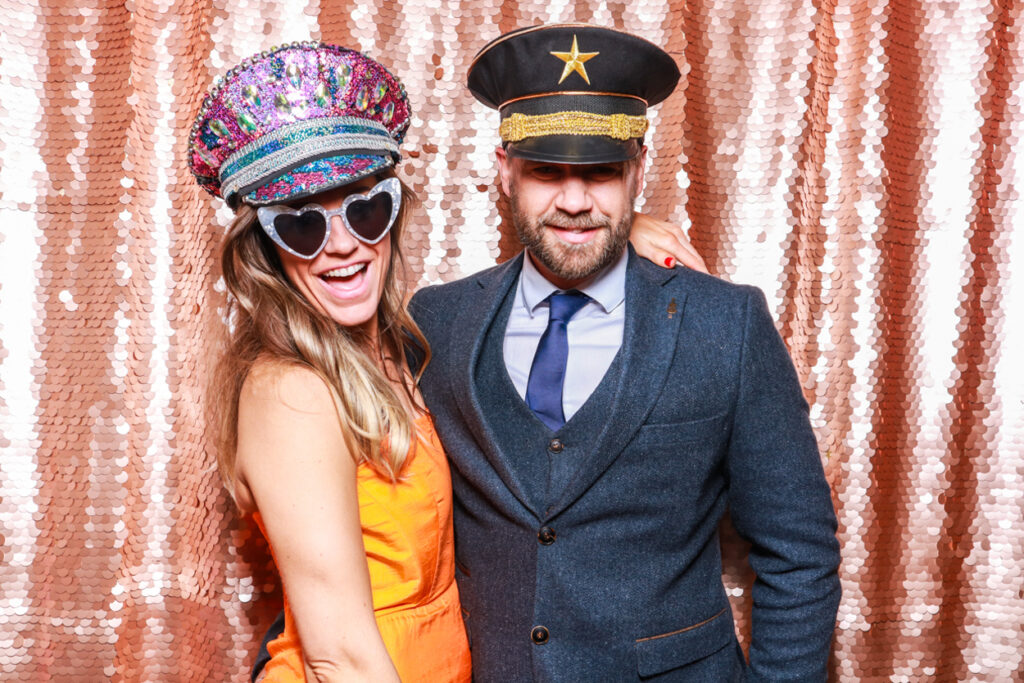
[188,42,703,682]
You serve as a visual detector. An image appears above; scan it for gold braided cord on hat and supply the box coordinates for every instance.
[499,111,649,142]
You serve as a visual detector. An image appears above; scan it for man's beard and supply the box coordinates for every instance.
[510,197,633,284]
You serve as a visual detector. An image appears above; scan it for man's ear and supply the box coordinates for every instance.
[633,145,648,199]
[496,145,512,197]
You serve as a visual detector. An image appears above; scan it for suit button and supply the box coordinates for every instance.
[548,438,564,453]
[537,526,556,545]
[531,626,549,644]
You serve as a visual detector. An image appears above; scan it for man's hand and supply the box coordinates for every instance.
[630,212,709,274]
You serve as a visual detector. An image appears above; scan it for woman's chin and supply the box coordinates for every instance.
[325,302,379,331]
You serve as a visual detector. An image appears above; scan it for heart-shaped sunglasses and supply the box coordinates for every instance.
[256,177,401,259]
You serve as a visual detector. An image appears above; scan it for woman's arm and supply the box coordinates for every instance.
[630,212,709,273]
[235,362,400,683]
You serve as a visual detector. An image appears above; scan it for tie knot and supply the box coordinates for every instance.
[548,290,590,323]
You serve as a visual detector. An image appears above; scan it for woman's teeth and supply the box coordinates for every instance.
[322,263,366,279]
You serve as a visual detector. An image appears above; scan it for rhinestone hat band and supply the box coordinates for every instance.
[219,116,393,181]
[219,118,398,202]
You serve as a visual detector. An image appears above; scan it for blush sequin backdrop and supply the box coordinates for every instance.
[0,0,1021,680]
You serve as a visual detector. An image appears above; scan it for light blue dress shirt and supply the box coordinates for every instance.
[503,248,627,422]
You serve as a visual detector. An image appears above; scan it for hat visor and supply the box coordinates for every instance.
[243,153,395,207]
[506,135,642,165]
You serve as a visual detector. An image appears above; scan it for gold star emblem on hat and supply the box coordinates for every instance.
[550,35,599,85]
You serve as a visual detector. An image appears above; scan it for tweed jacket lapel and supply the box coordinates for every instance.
[548,249,686,518]
[447,253,545,516]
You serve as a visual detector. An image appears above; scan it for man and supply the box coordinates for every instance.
[407,24,841,681]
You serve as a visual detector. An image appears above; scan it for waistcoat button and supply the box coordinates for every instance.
[538,526,556,545]
[548,438,564,453]
[531,626,549,644]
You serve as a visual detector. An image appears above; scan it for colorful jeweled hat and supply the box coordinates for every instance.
[467,24,679,164]
[188,42,411,208]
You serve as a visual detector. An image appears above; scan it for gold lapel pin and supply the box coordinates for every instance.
[667,298,677,319]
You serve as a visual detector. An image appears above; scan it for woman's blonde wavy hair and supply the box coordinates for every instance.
[207,174,430,502]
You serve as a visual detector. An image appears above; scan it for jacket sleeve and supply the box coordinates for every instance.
[724,286,842,681]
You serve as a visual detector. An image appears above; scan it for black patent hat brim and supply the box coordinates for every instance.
[505,135,641,164]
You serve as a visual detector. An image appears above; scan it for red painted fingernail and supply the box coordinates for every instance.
[664,257,674,268]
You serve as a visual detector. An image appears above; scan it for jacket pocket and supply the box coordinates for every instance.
[634,607,734,678]
[632,413,728,448]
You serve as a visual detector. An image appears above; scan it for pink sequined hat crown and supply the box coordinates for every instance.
[188,42,411,208]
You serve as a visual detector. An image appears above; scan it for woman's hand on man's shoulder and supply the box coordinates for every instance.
[629,212,709,273]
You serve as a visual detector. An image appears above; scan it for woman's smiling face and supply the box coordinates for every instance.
[272,175,393,338]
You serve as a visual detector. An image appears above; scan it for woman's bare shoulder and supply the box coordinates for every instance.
[234,357,348,512]
[240,356,335,415]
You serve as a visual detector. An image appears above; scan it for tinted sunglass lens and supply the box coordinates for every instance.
[274,211,328,256]
[345,193,393,241]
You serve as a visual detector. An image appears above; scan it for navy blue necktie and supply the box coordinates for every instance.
[525,290,590,430]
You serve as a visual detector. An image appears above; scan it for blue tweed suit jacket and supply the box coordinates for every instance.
[408,248,841,682]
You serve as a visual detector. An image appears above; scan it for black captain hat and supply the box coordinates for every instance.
[467,24,680,164]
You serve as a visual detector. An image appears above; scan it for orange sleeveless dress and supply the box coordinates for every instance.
[254,414,472,682]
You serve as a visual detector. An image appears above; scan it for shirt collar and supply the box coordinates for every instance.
[519,247,628,317]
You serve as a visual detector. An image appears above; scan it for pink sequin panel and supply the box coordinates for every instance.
[0,1,1020,680]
